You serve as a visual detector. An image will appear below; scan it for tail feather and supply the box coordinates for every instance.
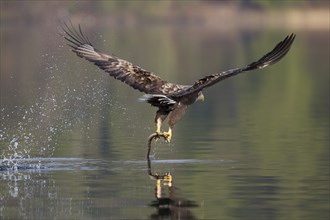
[138,94,176,107]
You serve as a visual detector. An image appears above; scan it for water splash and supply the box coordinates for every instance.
[0,43,130,171]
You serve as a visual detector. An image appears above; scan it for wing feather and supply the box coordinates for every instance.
[61,23,175,95]
[173,33,296,98]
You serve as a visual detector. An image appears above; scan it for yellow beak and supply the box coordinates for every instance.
[197,93,205,102]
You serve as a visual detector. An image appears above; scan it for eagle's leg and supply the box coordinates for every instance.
[164,103,188,143]
[155,109,169,139]
[156,117,162,134]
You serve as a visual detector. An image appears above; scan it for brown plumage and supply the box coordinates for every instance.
[61,23,295,142]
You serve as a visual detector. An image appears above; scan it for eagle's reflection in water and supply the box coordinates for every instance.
[147,134,199,219]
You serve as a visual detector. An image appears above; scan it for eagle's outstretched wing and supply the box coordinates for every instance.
[61,24,182,95]
[173,33,296,98]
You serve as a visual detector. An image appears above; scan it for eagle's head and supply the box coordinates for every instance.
[196,91,205,102]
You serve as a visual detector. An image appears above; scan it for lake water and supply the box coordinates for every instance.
[1,14,329,220]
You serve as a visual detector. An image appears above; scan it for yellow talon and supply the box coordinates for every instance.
[163,130,172,143]
[154,131,161,141]
[153,128,172,142]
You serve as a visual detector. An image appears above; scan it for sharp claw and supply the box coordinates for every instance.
[154,131,162,142]
[154,130,171,142]
[163,131,172,143]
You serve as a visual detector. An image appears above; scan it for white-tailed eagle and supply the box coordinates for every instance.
[62,24,295,142]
